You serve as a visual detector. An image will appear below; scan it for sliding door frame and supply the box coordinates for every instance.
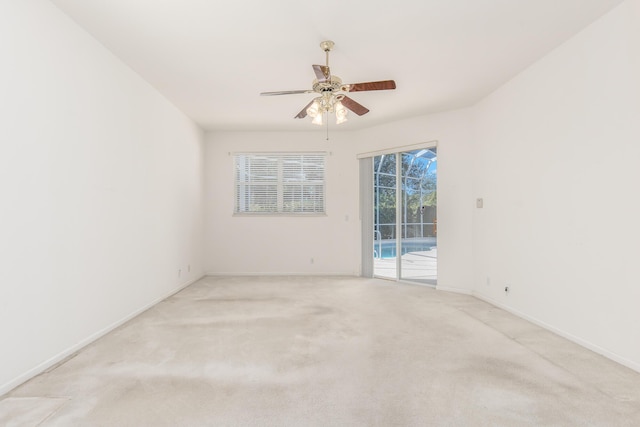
[358,141,438,283]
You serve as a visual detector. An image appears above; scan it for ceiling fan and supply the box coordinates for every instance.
[260,40,396,125]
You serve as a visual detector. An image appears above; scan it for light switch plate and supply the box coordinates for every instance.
[476,198,484,208]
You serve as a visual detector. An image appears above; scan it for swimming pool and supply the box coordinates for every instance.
[374,240,436,259]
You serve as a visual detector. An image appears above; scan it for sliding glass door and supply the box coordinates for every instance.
[399,150,437,284]
[372,147,437,285]
[373,154,397,279]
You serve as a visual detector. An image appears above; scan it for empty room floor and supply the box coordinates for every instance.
[1,276,640,426]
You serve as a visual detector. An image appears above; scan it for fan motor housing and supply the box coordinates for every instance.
[312,76,343,93]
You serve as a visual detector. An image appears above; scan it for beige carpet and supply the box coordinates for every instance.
[2,276,639,426]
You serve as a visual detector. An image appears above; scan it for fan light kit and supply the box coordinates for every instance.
[260,40,396,133]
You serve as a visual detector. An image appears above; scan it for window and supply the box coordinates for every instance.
[234,152,326,214]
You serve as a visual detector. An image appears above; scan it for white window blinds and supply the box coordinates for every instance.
[234,153,326,214]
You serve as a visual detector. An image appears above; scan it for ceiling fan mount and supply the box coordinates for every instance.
[260,40,396,124]
[319,40,335,52]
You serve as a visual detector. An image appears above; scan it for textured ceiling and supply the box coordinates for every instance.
[50,0,624,131]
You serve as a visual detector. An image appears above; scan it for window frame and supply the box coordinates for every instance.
[233,152,327,216]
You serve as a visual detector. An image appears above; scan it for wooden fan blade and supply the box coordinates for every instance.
[312,65,330,83]
[295,100,315,119]
[344,80,396,92]
[261,90,314,96]
[340,96,370,116]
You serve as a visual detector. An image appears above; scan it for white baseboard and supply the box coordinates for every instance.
[204,271,359,277]
[436,284,473,295]
[473,291,640,374]
[0,275,204,397]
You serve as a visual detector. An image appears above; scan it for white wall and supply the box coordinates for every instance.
[0,1,205,394]
[354,110,475,293]
[471,0,640,370]
[205,131,360,276]
[204,109,475,292]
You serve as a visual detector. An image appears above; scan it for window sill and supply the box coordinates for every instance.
[233,212,327,218]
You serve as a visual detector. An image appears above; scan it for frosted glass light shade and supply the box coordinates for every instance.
[335,101,348,124]
[306,101,320,118]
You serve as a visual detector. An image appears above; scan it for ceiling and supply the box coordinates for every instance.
[50,0,624,132]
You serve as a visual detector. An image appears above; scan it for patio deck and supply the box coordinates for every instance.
[374,247,437,285]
